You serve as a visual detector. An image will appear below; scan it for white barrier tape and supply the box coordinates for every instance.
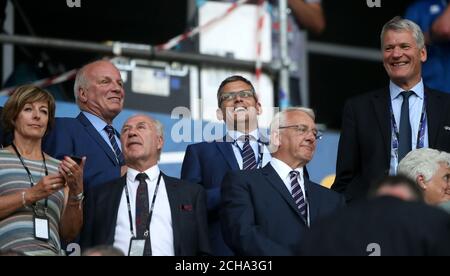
[156,0,251,51]
[0,69,78,97]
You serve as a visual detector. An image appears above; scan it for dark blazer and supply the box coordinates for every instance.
[181,138,241,256]
[332,88,450,201]
[300,197,450,256]
[43,112,122,190]
[221,164,345,256]
[80,173,211,256]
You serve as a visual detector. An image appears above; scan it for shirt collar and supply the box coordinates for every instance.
[82,111,110,133]
[127,164,161,185]
[270,158,304,180]
[227,129,260,141]
[389,79,424,100]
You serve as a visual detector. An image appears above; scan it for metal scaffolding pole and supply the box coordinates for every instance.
[278,0,291,109]
[0,34,277,76]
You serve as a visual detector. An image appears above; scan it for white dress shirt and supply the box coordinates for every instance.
[228,129,271,169]
[113,165,174,256]
[270,158,310,226]
[389,80,429,174]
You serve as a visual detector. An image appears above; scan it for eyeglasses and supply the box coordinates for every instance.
[278,124,323,140]
[219,90,255,104]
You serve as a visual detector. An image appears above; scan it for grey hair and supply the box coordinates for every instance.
[151,118,164,160]
[73,59,118,104]
[398,148,450,182]
[381,16,425,50]
[73,64,90,104]
[270,107,315,134]
[122,114,165,160]
[269,107,315,153]
[153,118,164,140]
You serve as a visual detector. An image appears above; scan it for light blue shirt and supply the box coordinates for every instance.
[227,129,271,170]
[82,111,122,151]
[389,80,429,174]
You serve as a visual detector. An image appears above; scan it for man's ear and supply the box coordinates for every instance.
[157,135,164,151]
[78,88,88,103]
[216,108,224,121]
[269,130,281,153]
[256,101,262,115]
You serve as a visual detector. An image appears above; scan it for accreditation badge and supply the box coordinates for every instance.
[128,238,146,256]
[33,215,50,241]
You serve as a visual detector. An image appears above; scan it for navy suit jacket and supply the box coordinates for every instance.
[221,164,345,256]
[80,173,211,256]
[43,112,121,190]
[300,197,450,256]
[181,138,241,256]
[332,88,450,202]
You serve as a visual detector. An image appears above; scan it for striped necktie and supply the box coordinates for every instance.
[289,171,308,223]
[104,125,125,165]
[240,135,257,170]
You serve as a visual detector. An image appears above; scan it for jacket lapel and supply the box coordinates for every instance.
[425,89,442,147]
[107,175,127,244]
[215,136,239,170]
[304,180,319,224]
[164,174,181,256]
[371,89,391,163]
[262,164,305,223]
[77,112,118,165]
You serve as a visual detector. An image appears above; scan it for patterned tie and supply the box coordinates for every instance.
[135,173,152,256]
[398,91,414,161]
[289,171,308,223]
[104,125,125,165]
[240,135,257,170]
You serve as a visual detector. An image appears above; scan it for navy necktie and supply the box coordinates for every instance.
[398,91,414,161]
[289,171,308,224]
[240,135,257,170]
[104,125,125,165]
[135,173,152,256]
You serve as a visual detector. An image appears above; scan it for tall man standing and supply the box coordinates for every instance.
[181,75,271,255]
[332,17,450,202]
[44,60,126,190]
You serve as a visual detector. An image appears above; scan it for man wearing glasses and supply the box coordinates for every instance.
[220,107,344,256]
[181,75,271,256]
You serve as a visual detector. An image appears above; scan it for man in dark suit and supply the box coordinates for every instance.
[221,107,345,256]
[332,17,450,202]
[80,114,210,256]
[301,175,450,256]
[43,60,126,190]
[181,75,272,255]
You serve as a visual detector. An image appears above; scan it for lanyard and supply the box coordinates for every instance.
[390,94,427,160]
[11,142,49,213]
[231,138,266,169]
[124,172,162,238]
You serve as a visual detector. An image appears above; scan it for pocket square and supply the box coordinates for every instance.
[180,204,193,212]
[445,126,450,131]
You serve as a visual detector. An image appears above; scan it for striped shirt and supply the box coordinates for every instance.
[0,149,64,256]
